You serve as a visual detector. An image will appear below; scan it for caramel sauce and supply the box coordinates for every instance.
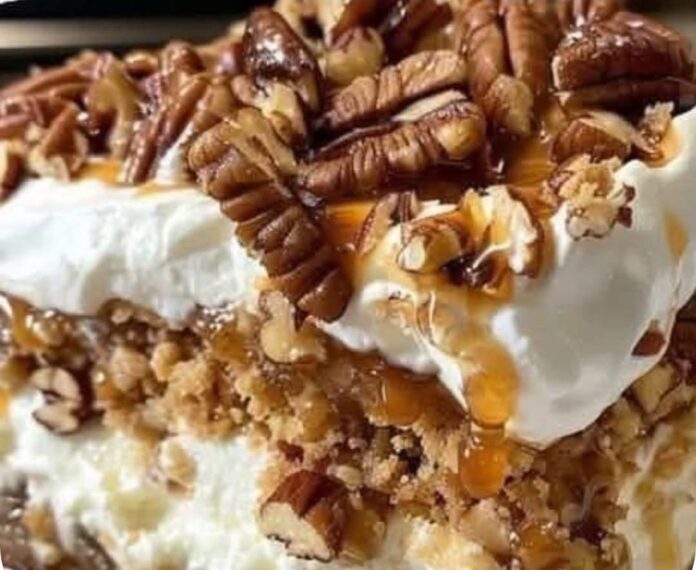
[79,159,122,185]
[341,505,385,562]
[0,385,9,418]
[0,296,45,351]
[664,211,688,262]
[458,431,510,499]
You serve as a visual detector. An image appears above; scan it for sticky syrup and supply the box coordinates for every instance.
[664,211,688,262]
[458,430,511,499]
[79,159,122,185]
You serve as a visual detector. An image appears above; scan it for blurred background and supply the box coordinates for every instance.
[0,0,692,79]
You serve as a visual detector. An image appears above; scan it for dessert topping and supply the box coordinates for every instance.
[456,0,556,136]
[553,12,696,111]
[356,191,422,256]
[259,470,349,562]
[0,142,24,200]
[324,28,385,88]
[545,155,634,239]
[320,50,468,133]
[30,367,92,435]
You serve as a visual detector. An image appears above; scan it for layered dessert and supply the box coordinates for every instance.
[0,0,695,569]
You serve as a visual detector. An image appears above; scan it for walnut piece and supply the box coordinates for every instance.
[553,12,696,111]
[320,50,468,133]
[552,110,657,164]
[399,186,543,285]
[546,155,634,239]
[357,191,422,256]
[30,367,91,435]
[324,28,385,88]
[243,8,324,114]
[259,470,349,562]
[298,96,486,200]
[457,0,554,136]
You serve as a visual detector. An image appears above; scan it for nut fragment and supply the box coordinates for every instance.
[324,28,385,88]
[357,191,422,256]
[458,0,554,136]
[299,97,486,200]
[632,322,666,357]
[259,470,349,561]
[320,50,468,133]
[552,110,657,164]
[638,102,674,147]
[399,186,543,285]
[379,0,453,59]
[546,155,634,239]
[0,142,24,200]
[553,12,696,111]
[27,105,88,180]
[243,8,324,113]
[30,367,91,435]
[555,0,624,30]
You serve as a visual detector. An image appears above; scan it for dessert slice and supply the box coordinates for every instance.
[0,1,695,569]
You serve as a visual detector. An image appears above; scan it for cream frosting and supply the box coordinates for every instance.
[0,110,695,445]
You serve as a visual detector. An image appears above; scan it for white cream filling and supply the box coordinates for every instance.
[0,110,695,445]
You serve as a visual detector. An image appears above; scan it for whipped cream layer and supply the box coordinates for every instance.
[5,392,696,570]
[0,109,695,444]
[4,392,502,570]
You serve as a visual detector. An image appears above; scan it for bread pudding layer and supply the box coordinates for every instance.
[0,107,694,445]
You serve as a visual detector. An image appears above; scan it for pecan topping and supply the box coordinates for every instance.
[632,322,666,357]
[555,0,624,30]
[298,97,486,200]
[27,105,88,180]
[243,8,324,114]
[320,0,393,42]
[320,50,468,133]
[552,110,657,164]
[379,0,452,59]
[259,470,349,562]
[324,28,385,88]
[638,103,674,148]
[458,0,554,136]
[30,367,92,435]
[553,12,696,111]
[545,155,634,239]
[188,112,352,322]
[398,186,543,285]
[356,191,422,256]
[0,142,25,200]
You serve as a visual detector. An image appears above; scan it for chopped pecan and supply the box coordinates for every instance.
[545,155,634,239]
[379,0,453,59]
[458,0,553,136]
[320,50,468,133]
[30,367,92,435]
[398,186,543,283]
[555,0,624,30]
[0,142,25,200]
[259,470,349,562]
[85,58,143,158]
[638,102,674,147]
[552,110,657,164]
[27,105,88,180]
[320,0,396,43]
[356,191,421,256]
[243,8,324,114]
[231,75,308,148]
[188,113,352,322]
[632,322,666,357]
[324,28,385,88]
[298,97,486,200]
[553,12,696,111]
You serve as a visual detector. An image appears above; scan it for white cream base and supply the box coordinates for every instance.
[5,393,696,570]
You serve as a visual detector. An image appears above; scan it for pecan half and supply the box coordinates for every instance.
[320,50,468,133]
[298,96,486,200]
[30,367,92,435]
[458,0,554,136]
[259,470,349,562]
[188,112,352,322]
[379,0,453,59]
[27,105,88,180]
[243,8,324,114]
[319,0,396,43]
[553,12,696,111]
[398,186,543,284]
[552,110,657,164]
[545,155,634,239]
